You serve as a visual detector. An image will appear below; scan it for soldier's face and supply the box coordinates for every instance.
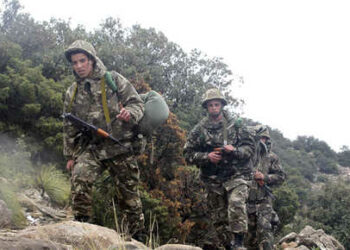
[207,100,222,117]
[260,137,268,144]
[71,53,93,78]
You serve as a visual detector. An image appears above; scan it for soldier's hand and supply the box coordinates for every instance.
[223,144,235,153]
[254,171,265,186]
[66,159,75,171]
[208,151,222,164]
[116,107,131,122]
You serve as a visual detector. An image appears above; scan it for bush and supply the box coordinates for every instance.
[35,164,70,206]
[0,181,27,228]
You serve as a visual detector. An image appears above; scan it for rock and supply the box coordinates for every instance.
[0,221,149,249]
[0,236,71,250]
[279,232,298,244]
[0,200,12,228]
[155,244,202,250]
[296,246,309,250]
[280,241,298,249]
[17,188,69,226]
[13,221,147,249]
[0,221,204,250]
[277,225,345,250]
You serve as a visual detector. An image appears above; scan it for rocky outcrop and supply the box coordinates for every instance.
[18,188,69,225]
[0,221,200,250]
[155,244,201,250]
[278,225,345,250]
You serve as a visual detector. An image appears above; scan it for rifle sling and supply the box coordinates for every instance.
[68,72,117,130]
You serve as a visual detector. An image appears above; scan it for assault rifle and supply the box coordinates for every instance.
[62,113,129,150]
[254,173,276,200]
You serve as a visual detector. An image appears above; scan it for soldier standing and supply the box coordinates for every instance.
[184,88,256,250]
[246,126,286,250]
[63,40,144,237]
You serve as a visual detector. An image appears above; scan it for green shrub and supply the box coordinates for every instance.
[35,164,70,206]
[0,182,27,228]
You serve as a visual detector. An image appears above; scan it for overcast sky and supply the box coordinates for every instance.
[14,0,350,151]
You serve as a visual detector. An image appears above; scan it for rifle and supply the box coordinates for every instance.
[254,174,276,200]
[261,183,276,200]
[62,113,129,150]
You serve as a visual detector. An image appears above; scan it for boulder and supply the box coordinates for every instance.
[278,225,345,250]
[0,236,71,250]
[155,244,202,250]
[0,221,148,249]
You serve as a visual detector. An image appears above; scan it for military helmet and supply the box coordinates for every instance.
[64,40,97,62]
[201,88,227,108]
[255,125,270,139]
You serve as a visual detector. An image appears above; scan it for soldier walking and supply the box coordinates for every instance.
[63,40,145,238]
[184,88,256,249]
[246,126,286,249]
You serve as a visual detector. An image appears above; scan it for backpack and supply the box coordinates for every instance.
[104,72,169,136]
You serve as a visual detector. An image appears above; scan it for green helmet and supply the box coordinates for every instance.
[202,88,227,108]
[255,125,270,139]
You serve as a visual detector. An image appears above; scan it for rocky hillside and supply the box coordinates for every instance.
[0,186,345,250]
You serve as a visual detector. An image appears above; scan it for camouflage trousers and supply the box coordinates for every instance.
[246,201,276,250]
[71,150,144,235]
[203,177,250,247]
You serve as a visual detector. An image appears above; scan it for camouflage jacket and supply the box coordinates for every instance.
[63,42,144,160]
[249,150,286,203]
[184,112,256,181]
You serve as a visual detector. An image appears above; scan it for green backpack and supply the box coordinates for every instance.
[104,72,169,136]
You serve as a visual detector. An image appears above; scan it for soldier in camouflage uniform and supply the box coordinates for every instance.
[184,88,256,250]
[63,40,144,237]
[246,126,286,250]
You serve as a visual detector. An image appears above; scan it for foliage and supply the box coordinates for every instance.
[0,181,27,228]
[337,146,350,167]
[306,181,350,249]
[35,164,70,206]
[0,54,65,163]
[293,136,337,161]
[0,136,33,228]
[0,136,35,187]
[273,184,300,230]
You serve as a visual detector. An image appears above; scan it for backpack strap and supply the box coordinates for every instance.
[101,76,111,130]
[101,71,118,131]
[68,72,118,131]
[223,117,228,146]
[67,82,78,112]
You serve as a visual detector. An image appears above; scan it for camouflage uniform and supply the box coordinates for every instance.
[184,105,256,248]
[63,40,144,235]
[246,127,286,250]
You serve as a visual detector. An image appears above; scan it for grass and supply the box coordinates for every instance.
[0,181,27,228]
[35,164,70,206]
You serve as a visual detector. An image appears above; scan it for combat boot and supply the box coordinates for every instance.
[233,233,247,250]
[259,240,273,250]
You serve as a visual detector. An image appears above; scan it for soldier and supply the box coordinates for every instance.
[184,88,256,250]
[63,40,144,237]
[246,126,286,250]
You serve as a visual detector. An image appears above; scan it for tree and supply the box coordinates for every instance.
[337,146,350,167]
[307,181,350,249]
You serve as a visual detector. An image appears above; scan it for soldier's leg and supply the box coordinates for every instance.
[107,155,144,236]
[204,182,227,249]
[71,151,101,221]
[256,203,274,250]
[245,211,258,250]
[227,183,249,248]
